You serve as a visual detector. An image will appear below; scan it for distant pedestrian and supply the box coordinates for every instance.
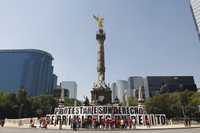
[169,119,173,125]
[184,118,188,127]
[18,120,22,127]
[0,119,4,127]
[188,119,191,127]
[30,118,35,128]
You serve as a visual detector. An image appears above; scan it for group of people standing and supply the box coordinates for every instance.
[70,116,142,130]
[30,117,47,128]
[29,116,152,130]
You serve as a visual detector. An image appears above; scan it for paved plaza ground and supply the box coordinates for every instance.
[0,128,200,133]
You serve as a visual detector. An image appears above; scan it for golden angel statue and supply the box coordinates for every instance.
[93,15,104,30]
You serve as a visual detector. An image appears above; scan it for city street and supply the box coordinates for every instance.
[0,128,200,133]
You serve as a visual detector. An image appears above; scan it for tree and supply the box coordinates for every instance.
[31,95,57,116]
[16,88,32,118]
[64,97,82,106]
[127,96,138,106]
[17,88,28,103]
[0,91,22,118]
[0,92,16,118]
[190,92,200,105]
[145,94,172,116]
[190,92,200,120]
[145,91,196,119]
[6,93,18,118]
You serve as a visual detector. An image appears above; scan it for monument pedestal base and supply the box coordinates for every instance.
[91,87,112,105]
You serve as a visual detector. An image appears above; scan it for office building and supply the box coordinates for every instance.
[128,76,149,97]
[146,76,197,97]
[111,80,128,103]
[53,85,69,98]
[61,81,77,99]
[111,82,117,103]
[0,49,57,96]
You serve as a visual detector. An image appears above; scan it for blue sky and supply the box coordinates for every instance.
[0,0,200,100]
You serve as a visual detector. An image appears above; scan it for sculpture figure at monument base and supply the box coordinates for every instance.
[91,86,112,105]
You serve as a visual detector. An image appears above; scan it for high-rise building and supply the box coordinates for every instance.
[128,76,146,97]
[190,0,200,38]
[143,78,150,98]
[146,76,197,97]
[52,74,58,93]
[53,84,69,98]
[113,75,197,99]
[111,82,117,103]
[111,80,128,103]
[0,49,57,96]
[61,81,77,99]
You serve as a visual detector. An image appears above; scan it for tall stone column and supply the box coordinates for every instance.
[97,29,105,82]
[94,29,107,88]
[91,15,111,105]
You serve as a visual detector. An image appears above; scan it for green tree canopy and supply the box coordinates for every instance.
[31,95,57,116]
[145,91,200,119]
[127,96,138,106]
[64,97,82,106]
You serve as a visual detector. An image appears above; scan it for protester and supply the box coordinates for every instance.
[43,115,161,130]
[77,117,81,130]
[111,118,115,129]
[72,117,77,131]
[115,118,120,128]
[41,118,47,129]
[100,118,105,129]
[132,118,136,129]
[120,118,124,129]
[128,117,132,129]
[145,117,150,128]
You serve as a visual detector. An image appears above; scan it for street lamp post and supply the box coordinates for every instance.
[18,104,24,118]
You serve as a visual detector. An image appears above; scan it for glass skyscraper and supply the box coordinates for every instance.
[147,76,197,97]
[128,76,145,97]
[0,49,57,96]
[111,80,128,103]
[61,81,77,99]
[190,0,200,38]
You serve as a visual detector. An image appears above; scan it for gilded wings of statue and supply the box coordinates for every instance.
[93,15,104,30]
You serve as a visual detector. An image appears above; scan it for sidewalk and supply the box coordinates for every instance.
[3,123,200,130]
[135,124,200,130]
[26,124,200,130]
